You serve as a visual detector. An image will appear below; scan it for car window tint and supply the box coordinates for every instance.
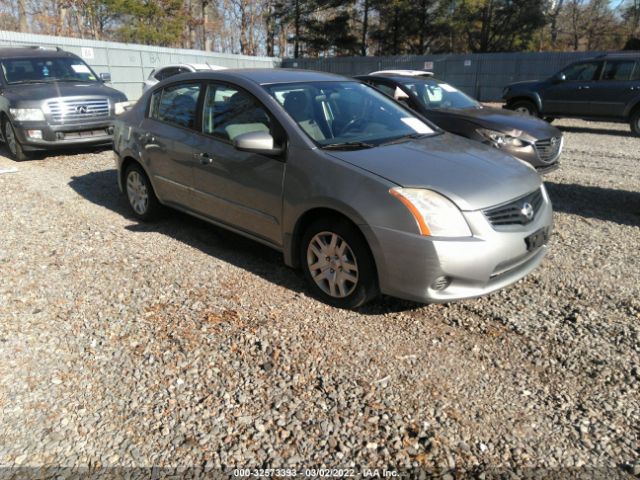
[154,83,201,129]
[601,60,636,81]
[631,62,640,81]
[562,62,600,81]
[370,81,395,97]
[202,84,274,142]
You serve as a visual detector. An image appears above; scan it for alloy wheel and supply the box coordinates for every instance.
[126,170,149,215]
[306,231,359,298]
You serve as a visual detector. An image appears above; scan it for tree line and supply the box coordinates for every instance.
[1,0,639,57]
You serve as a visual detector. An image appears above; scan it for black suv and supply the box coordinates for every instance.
[503,53,640,136]
[0,46,128,160]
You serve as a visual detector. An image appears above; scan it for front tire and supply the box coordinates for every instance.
[2,119,30,161]
[631,110,640,137]
[509,100,539,117]
[124,163,162,221]
[300,217,379,309]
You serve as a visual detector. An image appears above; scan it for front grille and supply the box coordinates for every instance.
[46,98,110,124]
[534,136,563,164]
[484,188,544,227]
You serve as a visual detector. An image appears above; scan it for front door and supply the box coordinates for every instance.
[542,61,602,116]
[190,82,286,246]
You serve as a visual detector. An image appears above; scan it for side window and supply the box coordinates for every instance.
[562,62,601,81]
[601,61,636,81]
[631,62,640,81]
[202,83,277,143]
[150,82,201,129]
[370,81,396,97]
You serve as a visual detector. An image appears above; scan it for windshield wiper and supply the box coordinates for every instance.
[380,133,433,146]
[321,141,376,150]
[9,80,50,84]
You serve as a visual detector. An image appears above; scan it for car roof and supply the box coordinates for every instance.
[156,63,227,71]
[164,68,349,85]
[595,53,640,60]
[369,69,434,77]
[0,47,77,59]
[357,73,438,83]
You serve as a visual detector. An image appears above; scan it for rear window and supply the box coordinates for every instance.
[601,60,636,81]
[149,82,201,129]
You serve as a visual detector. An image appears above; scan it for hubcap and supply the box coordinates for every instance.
[5,123,17,156]
[307,232,358,298]
[126,171,149,215]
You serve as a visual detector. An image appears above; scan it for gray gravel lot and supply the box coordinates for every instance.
[0,118,639,478]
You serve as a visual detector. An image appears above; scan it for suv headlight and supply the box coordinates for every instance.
[9,108,45,121]
[477,128,525,148]
[389,188,472,237]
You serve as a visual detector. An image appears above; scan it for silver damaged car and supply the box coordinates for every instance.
[113,69,553,308]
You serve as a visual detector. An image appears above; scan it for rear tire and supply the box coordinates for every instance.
[509,100,539,117]
[300,217,379,309]
[2,118,30,161]
[124,163,162,221]
[631,110,640,137]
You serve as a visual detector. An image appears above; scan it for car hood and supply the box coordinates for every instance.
[325,133,541,211]
[443,107,561,140]
[5,83,127,102]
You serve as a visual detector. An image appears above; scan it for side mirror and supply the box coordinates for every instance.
[99,72,112,82]
[233,131,283,155]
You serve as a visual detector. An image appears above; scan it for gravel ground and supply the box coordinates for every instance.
[0,118,639,478]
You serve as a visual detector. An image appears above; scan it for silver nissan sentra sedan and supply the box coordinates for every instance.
[113,69,553,308]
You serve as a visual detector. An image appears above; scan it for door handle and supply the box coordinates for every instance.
[194,152,213,165]
[578,86,590,90]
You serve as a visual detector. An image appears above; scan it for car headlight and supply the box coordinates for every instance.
[502,86,510,97]
[389,188,472,237]
[477,128,525,148]
[9,108,45,121]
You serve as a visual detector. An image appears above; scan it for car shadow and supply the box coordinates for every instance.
[545,181,640,227]
[0,144,112,161]
[556,125,633,138]
[68,169,423,314]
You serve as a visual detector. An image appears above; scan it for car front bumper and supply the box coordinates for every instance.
[363,187,553,303]
[500,140,561,173]
[11,119,114,151]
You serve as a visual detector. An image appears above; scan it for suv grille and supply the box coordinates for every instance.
[46,98,110,124]
[534,136,563,163]
[484,188,544,227]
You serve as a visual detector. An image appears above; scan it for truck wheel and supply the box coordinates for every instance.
[2,119,30,161]
[509,100,539,117]
[300,217,379,309]
[631,110,640,137]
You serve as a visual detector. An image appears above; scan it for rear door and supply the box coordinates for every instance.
[189,82,286,245]
[542,61,602,116]
[590,59,640,118]
[139,81,203,208]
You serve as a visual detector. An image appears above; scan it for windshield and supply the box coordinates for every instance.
[402,78,481,110]
[266,81,437,147]
[1,57,99,84]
